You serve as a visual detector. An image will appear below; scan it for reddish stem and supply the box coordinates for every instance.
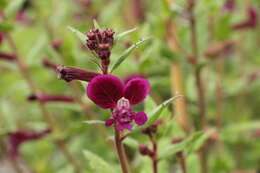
[114,129,130,173]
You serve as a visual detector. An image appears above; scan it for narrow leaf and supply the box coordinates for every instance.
[84,120,105,125]
[110,38,150,73]
[4,0,25,18]
[67,26,86,44]
[160,132,203,159]
[130,95,183,133]
[83,150,115,173]
[93,19,101,29]
[115,27,138,41]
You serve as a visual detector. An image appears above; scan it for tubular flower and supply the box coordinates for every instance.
[87,75,150,130]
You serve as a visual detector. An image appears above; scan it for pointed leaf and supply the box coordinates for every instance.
[83,150,115,173]
[93,19,101,29]
[110,38,150,73]
[67,26,86,44]
[130,95,183,133]
[160,132,203,159]
[83,120,105,125]
[4,0,25,18]
[115,27,138,41]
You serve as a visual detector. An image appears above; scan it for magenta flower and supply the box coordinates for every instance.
[87,75,150,130]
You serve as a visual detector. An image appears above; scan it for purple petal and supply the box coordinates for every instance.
[124,78,150,105]
[134,112,148,125]
[116,124,132,131]
[105,119,114,127]
[87,75,124,109]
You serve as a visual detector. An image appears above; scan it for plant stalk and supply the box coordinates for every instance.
[114,129,130,173]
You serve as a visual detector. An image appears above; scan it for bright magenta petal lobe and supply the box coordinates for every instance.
[134,112,148,125]
[87,75,124,109]
[124,78,150,105]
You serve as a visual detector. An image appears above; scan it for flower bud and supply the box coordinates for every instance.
[27,92,75,103]
[56,66,100,82]
[139,144,153,156]
[0,52,16,61]
[52,39,63,51]
[204,40,236,59]
[42,58,57,70]
[7,128,51,158]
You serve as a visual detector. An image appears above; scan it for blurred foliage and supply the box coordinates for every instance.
[0,0,260,172]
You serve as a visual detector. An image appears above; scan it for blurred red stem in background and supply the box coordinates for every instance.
[5,33,82,173]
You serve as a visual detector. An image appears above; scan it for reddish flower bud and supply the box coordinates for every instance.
[0,32,4,44]
[248,72,260,83]
[27,92,74,103]
[223,0,235,12]
[56,66,100,82]
[232,7,258,30]
[52,39,63,51]
[42,58,57,70]
[171,138,184,157]
[0,52,16,61]
[139,144,153,156]
[142,119,164,135]
[85,28,114,61]
[7,128,51,158]
[132,0,145,23]
[204,40,236,59]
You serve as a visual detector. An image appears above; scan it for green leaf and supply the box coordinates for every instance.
[83,150,115,173]
[123,137,139,148]
[130,95,183,133]
[160,131,203,159]
[110,38,150,73]
[115,27,138,41]
[186,129,215,155]
[93,19,101,29]
[67,26,86,44]
[4,0,25,18]
[222,121,260,133]
[0,22,13,32]
[83,120,105,125]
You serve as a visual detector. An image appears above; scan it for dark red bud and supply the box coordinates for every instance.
[0,52,16,61]
[27,92,75,103]
[139,144,153,156]
[42,58,57,70]
[52,39,63,51]
[56,66,100,82]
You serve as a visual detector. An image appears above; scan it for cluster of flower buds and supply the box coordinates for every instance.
[7,128,51,158]
[142,119,164,136]
[27,92,75,103]
[86,28,115,73]
[138,144,154,156]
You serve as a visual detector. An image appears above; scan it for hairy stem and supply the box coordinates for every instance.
[114,129,130,173]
